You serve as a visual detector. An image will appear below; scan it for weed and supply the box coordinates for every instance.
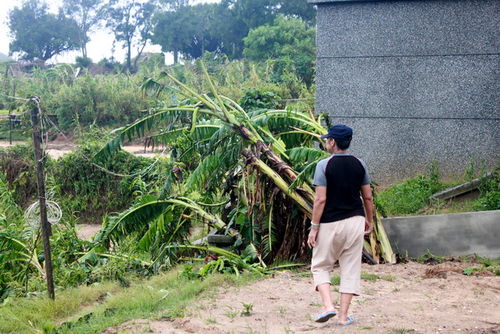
[416,250,445,264]
[224,307,239,319]
[472,169,500,211]
[241,302,253,316]
[361,272,380,281]
[376,171,445,216]
[391,329,416,334]
[243,326,257,334]
[330,275,340,285]
[463,266,480,276]
[278,306,287,314]
[206,318,218,324]
[381,275,396,281]
[359,325,373,329]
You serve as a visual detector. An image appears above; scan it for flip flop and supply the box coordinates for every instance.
[314,311,337,323]
[336,315,354,326]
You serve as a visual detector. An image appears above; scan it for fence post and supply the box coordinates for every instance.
[30,97,55,300]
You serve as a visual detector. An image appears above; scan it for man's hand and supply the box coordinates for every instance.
[308,227,319,248]
[364,220,373,235]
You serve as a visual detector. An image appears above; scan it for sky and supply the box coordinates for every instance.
[0,0,219,64]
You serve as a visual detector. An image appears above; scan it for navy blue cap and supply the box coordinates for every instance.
[320,124,353,139]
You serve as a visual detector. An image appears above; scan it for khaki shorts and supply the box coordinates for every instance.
[311,215,365,295]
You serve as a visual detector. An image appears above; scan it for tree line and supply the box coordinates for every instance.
[8,0,316,79]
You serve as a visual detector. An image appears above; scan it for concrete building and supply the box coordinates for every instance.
[309,0,499,184]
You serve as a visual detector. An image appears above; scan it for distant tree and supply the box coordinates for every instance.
[8,0,80,63]
[75,55,92,68]
[210,2,248,59]
[152,3,222,63]
[106,0,157,71]
[62,0,108,58]
[229,0,276,29]
[158,0,192,9]
[243,15,316,85]
[152,0,316,62]
[273,0,316,24]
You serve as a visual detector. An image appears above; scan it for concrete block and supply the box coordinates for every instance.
[315,0,499,58]
[382,210,500,258]
[315,55,500,119]
[330,117,500,184]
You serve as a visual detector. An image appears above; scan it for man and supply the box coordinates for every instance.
[308,124,374,326]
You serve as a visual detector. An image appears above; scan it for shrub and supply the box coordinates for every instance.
[376,174,444,216]
[473,170,500,211]
[50,74,149,130]
[51,142,154,222]
[239,89,282,111]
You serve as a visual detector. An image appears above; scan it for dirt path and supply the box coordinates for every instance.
[103,262,500,334]
[0,140,164,159]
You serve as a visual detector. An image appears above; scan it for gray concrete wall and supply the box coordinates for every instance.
[382,210,500,258]
[310,0,500,184]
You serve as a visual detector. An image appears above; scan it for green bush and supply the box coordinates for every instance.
[51,142,155,222]
[376,174,444,216]
[473,170,500,211]
[239,89,282,111]
[0,144,42,208]
[50,74,149,130]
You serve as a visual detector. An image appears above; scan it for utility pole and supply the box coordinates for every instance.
[30,97,55,300]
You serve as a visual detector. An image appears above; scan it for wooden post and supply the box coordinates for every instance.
[8,114,12,145]
[30,98,55,300]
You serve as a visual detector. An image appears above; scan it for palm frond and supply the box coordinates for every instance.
[289,160,320,190]
[95,107,198,161]
[95,196,229,246]
[94,196,172,245]
[286,147,329,166]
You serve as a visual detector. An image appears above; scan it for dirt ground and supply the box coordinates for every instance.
[0,139,163,159]
[102,262,500,334]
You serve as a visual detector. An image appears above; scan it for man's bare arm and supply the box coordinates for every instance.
[312,186,327,224]
[307,186,327,248]
[361,184,374,234]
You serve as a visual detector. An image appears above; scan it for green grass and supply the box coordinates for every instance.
[391,329,416,334]
[0,110,9,115]
[376,168,499,217]
[376,174,444,216]
[361,272,380,281]
[416,250,445,264]
[0,266,258,334]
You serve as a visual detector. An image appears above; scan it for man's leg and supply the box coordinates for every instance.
[338,293,354,324]
[337,216,365,324]
[311,223,338,314]
[317,283,335,313]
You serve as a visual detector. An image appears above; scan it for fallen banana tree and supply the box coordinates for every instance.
[95,63,395,266]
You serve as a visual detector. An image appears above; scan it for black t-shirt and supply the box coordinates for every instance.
[313,154,369,223]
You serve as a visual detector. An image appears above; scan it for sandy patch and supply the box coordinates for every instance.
[0,140,165,159]
[103,262,500,334]
[76,224,102,241]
